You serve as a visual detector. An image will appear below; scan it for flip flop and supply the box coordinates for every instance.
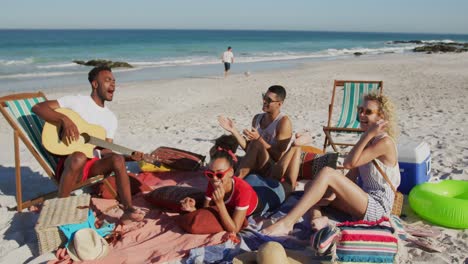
[403,222,442,238]
[406,236,444,253]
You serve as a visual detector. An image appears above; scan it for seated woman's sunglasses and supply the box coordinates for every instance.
[357,106,380,116]
[204,167,232,179]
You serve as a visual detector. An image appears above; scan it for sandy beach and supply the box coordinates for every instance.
[1,52,467,263]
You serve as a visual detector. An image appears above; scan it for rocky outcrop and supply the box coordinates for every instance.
[388,40,468,53]
[354,52,364,56]
[389,40,423,44]
[413,43,468,53]
[73,59,133,68]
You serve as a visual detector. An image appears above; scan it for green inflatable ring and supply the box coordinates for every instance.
[409,180,468,229]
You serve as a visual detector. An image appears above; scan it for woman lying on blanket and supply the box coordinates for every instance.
[263,93,400,236]
[180,149,259,233]
[209,134,292,217]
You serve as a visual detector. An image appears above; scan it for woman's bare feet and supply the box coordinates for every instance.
[120,207,145,225]
[310,216,329,232]
[261,220,294,237]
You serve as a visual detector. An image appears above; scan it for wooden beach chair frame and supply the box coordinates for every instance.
[323,80,383,152]
[0,92,116,212]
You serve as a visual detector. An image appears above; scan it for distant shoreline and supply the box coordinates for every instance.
[0,52,422,95]
[2,29,468,93]
[0,52,441,96]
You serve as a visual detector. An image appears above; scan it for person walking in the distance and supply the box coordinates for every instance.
[222,46,234,77]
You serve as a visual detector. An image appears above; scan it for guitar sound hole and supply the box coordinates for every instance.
[81,133,90,143]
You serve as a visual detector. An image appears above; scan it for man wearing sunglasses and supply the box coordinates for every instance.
[218,85,293,178]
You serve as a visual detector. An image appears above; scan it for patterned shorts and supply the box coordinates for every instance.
[363,194,388,221]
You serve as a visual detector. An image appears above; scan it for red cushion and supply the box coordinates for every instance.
[176,207,225,234]
[176,206,249,234]
[144,185,205,213]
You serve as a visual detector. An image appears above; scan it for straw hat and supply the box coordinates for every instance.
[256,241,302,264]
[67,228,109,261]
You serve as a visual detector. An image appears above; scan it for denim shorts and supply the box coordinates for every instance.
[244,174,288,215]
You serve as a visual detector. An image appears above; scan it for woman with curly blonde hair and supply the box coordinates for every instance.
[363,92,399,140]
[263,93,401,236]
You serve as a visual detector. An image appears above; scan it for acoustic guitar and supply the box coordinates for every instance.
[42,108,155,162]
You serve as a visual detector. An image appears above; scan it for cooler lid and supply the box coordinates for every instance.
[397,137,431,163]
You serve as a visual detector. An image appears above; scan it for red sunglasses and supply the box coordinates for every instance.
[204,167,232,179]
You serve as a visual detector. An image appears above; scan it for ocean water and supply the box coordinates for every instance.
[1,29,468,92]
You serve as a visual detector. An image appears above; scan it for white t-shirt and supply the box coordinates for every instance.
[222,51,234,63]
[57,95,118,139]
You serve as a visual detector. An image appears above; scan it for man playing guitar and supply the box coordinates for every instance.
[33,66,145,224]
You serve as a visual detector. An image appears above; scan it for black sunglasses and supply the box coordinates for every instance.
[262,93,281,104]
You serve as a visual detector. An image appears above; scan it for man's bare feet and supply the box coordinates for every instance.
[120,207,145,225]
[261,220,293,237]
[311,216,329,231]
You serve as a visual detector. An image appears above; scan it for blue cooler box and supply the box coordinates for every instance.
[397,139,431,194]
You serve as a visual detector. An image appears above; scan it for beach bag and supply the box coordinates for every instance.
[335,217,398,263]
[372,160,404,216]
[311,217,398,263]
[35,195,91,254]
[151,146,205,171]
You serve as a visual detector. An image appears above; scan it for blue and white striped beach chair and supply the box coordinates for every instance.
[323,80,383,152]
[0,92,113,211]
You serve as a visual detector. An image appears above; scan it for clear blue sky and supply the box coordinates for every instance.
[1,0,467,34]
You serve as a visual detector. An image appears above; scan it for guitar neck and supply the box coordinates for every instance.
[86,135,135,156]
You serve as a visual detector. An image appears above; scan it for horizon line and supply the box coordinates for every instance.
[0,28,468,36]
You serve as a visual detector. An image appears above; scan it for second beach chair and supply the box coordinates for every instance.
[322,80,383,152]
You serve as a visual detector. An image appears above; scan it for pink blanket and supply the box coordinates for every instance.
[53,171,230,264]
[89,198,230,264]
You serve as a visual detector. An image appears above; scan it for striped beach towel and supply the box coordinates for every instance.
[336,82,381,129]
[335,217,398,263]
